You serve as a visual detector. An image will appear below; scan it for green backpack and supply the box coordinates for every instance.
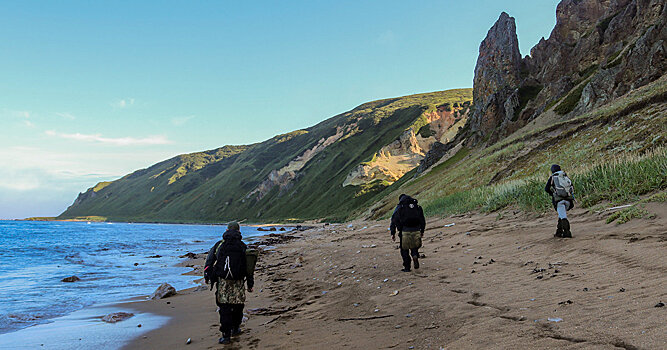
[245,249,258,277]
[401,231,422,250]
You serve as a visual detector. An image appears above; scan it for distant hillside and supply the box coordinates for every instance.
[60,89,472,222]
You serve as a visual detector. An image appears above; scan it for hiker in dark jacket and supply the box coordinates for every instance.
[204,222,254,345]
[390,194,426,272]
[545,164,574,238]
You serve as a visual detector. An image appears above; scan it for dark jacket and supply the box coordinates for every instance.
[390,195,426,235]
[204,229,254,289]
[545,174,574,211]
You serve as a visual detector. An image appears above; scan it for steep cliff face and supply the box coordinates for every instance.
[466,0,666,144]
[343,129,423,187]
[343,102,471,186]
[524,0,666,118]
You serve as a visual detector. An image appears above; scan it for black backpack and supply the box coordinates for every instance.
[214,239,247,280]
[399,198,422,228]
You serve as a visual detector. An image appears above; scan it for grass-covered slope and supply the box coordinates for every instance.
[365,75,667,220]
[59,89,472,223]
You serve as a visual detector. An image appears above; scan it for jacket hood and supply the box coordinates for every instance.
[399,195,417,205]
[222,229,242,241]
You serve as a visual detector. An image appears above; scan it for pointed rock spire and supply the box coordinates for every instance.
[468,12,522,142]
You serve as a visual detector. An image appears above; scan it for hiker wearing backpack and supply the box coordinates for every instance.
[545,164,575,238]
[204,222,254,345]
[390,194,426,272]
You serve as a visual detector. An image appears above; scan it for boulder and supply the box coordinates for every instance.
[150,283,177,300]
[102,312,134,323]
[179,252,197,259]
[61,276,80,283]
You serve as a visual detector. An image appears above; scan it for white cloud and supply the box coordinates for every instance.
[45,130,172,146]
[0,173,40,191]
[56,112,76,120]
[112,98,135,108]
[171,115,195,126]
[0,146,179,218]
[0,109,34,127]
[1,109,31,121]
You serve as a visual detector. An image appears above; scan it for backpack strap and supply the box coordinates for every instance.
[215,240,224,256]
[223,256,233,279]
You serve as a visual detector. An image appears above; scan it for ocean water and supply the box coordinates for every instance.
[0,220,271,335]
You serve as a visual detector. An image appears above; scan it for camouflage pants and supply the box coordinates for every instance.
[216,278,246,304]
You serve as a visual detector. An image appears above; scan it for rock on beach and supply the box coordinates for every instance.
[150,283,177,300]
[102,312,134,323]
[61,276,80,282]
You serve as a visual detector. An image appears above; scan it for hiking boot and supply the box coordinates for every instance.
[562,219,572,238]
[219,337,231,344]
[413,256,420,269]
[554,219,563,238]
[401,268,411,272]
[232,328,243,336]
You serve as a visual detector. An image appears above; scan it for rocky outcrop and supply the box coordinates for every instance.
[343,129,424,186]
[464,0,666,146]
[344,104,470,186]
[416,141,459,174]
[467,12,523,143]
[524,0,666,116]
[61,276,80,283]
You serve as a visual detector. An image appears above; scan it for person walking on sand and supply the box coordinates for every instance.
[545,164,575,238]
[390,194,426,272]
[204,222,254,345]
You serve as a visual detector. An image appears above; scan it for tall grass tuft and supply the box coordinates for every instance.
[422,148,666,216]
[574,149,667,207]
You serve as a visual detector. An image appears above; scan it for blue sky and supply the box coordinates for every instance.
[0,0,559,219]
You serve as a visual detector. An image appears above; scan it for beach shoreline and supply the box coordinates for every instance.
[121,206,667,349]
[0,301,169,350]
[18,216,307,228]
[0,221,288,349]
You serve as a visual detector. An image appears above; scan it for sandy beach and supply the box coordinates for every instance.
[121,204,666,349]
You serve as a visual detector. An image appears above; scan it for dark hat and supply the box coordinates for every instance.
[399,194,408,201]
[227,221,240,231]
[550,164,561,173]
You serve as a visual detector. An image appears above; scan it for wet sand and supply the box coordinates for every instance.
[122,204,666,349]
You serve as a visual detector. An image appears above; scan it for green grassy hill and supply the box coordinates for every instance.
[59,89,472,223]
